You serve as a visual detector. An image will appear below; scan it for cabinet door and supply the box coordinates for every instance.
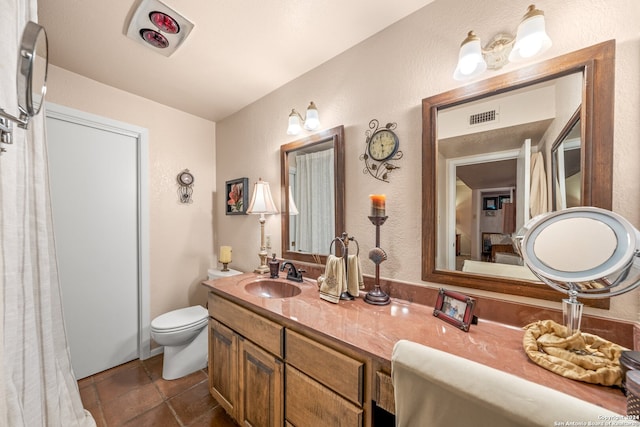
[238,338,284,427]
[209,319,238,418]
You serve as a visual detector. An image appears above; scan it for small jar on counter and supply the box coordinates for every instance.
[626,370,640,416]
[621,351,640,395]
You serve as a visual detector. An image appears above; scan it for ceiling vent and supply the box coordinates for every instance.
[126,0,194,56]
[469,109,498,126]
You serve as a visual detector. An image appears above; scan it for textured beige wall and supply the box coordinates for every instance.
[216,0,640,321]
[46,66,217,321]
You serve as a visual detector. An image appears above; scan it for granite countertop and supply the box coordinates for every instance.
[202,272,628,414]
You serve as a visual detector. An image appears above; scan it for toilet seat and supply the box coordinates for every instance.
[151,305,208,333]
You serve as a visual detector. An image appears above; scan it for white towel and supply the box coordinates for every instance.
[530,152,548,217]
[319,255,345,303]
[346,254,364,297]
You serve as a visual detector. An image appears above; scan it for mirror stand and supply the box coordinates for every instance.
[1,21,48,153]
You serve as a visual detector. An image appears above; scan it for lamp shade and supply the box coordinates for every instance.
[453,31,487,81]
[508,5,551,62]
[303,101,320,131]
[247,178,278,214]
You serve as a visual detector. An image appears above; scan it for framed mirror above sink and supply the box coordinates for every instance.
[281,125,345,265]
[422,41,614,306]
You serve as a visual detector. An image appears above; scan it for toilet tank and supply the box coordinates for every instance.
[207,268,242,280]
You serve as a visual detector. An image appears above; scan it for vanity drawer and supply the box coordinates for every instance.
[208,293,283,357]
[285,366,362,427]
[285,329,363,405]
[375,371,395,415]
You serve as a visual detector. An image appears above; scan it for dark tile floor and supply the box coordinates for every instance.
[77,354,238,426]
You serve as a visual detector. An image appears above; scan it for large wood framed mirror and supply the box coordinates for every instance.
[281,125,345,264]
[422,41,614,306]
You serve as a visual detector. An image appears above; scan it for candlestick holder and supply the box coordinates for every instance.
[219,261,230,272]
[365,215,391,305]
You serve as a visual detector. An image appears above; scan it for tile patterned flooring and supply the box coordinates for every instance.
[77,354,238,426]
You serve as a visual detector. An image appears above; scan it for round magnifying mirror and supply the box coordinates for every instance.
[17,21,48,120]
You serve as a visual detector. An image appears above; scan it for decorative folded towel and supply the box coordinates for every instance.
[319,255,346,304]
[346,254,364,297]
[522,319,628,386]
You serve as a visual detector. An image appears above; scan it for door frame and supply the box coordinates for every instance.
[45,102,152,360]
[445,148,520,269]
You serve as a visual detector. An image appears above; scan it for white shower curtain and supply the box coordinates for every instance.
[1,1,95,425]
[293,148,335,254]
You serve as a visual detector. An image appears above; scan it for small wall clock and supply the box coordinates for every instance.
[360,119,403,182]
[177,169,194,203]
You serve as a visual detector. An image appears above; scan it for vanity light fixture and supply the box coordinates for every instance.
[247,178,279,273]
[286,102,320,135]
[453,4,552,81]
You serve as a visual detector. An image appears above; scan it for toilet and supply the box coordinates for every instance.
[151,268,242,380]
[151,305,209,380]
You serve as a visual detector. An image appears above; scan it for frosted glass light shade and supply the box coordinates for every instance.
[287,110,302,135]
[453,31,487,81]
[508,6,552,62]
[303,102,320,130]
[247,179,278,214]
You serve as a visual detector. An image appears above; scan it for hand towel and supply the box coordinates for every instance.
[319,255,346,304]
[523,319,627,386]
[346,254,364,297]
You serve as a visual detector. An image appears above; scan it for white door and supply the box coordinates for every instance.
[46,108,143,379]
[516,138,532,233]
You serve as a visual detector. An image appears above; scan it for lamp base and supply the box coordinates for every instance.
[255,247,269,274]
[254,265,269,274]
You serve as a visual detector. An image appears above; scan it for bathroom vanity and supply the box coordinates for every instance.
[203,272,628,427]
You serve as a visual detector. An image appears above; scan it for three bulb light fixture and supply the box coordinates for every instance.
[453,4,552,81]
[287,101,320,135]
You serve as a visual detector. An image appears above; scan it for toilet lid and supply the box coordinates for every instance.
[151,305,208,332]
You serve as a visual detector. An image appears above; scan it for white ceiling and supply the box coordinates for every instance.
[38,0,435,122]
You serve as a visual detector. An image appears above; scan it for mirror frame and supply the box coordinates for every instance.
[422,40,614,306]
[281,125,345,265]
[18,21,48,118]
[551,108,581,211]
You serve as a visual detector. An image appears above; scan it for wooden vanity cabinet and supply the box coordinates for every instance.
[285,365,362,427]
[208,319,238,417]
[238,338,284,427]
[208,292,378,427]
[285,329,364,427]
[208,294,284,427]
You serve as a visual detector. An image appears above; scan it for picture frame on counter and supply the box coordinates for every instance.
[433,288,476,332]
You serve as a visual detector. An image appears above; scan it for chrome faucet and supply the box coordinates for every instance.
[280,261,305,282]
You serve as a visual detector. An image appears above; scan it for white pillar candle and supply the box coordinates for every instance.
[219,246,232,263]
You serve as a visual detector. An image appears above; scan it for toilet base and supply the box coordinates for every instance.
[161,326,208,380]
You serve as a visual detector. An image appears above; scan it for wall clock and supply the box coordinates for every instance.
[360,119,403,182]
[177,169,194,203]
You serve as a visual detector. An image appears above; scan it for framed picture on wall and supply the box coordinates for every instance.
[225,177,248,215]
[482,196,498,210]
